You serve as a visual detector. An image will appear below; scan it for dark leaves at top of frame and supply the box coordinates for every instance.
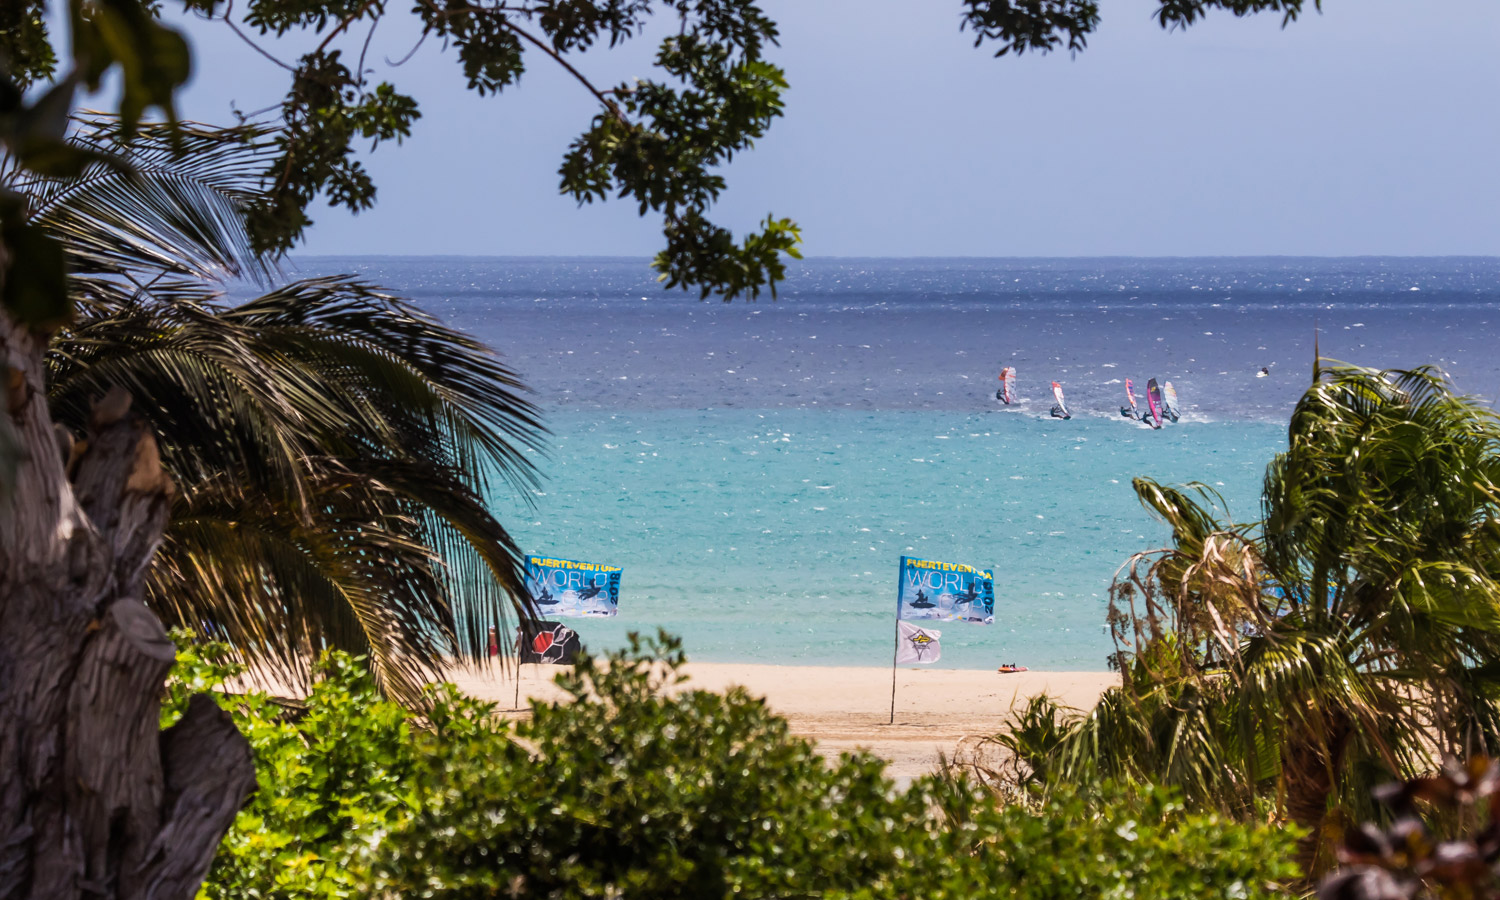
[959,0,1101,57]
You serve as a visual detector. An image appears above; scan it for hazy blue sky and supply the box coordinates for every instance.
[170,1,1499,257]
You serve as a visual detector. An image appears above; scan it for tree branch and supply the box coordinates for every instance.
[357,15,381,86]
[385,28,428,67]
[206,0,295,72]
[317,0,383,55]
[500,20,627,125]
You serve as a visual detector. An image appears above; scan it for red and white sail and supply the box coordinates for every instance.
[999,367,1016,405]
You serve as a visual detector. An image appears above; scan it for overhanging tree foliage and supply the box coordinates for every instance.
[959,0,1321,56]
[0,0,1326,326]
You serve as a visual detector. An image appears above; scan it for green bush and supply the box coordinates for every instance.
[368,632,934,898]
[171,633,1300,900]
[168,646,420,900]
[942,781,1303,899]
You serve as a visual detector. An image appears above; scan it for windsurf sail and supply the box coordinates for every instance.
[999,366,1016,405]
[1050,381,1070,419]
[1145,378,1164,429]
[1120,378,1140,419]
[1163,381,1180,421]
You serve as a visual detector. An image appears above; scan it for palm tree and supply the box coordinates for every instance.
[1032,363,1500,872]
[9,115,544,703]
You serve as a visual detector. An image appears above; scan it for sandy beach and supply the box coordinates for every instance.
[451,663,1119,780]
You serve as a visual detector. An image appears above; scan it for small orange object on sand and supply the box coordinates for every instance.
[997,665,1029,674]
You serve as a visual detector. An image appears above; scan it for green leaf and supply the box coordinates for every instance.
[0,212,69,328]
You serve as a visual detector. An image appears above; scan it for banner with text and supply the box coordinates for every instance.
[896,555,994,624]
[525,554,622,617]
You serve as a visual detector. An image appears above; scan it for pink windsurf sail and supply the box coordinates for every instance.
[1145,378,1164,429]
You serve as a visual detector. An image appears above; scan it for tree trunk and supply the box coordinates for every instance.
[0,311,254,900]
[1283,709,1353,880]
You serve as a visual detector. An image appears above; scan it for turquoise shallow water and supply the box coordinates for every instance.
[494,410,1286,671]
[288,256,1500,671]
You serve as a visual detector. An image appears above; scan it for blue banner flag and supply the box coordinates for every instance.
[525,555,622,617]
[896,555,994,624]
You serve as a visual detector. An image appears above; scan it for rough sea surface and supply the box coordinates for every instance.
[291,256,1500,670]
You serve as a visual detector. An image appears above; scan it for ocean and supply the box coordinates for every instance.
[292,256,1500,671]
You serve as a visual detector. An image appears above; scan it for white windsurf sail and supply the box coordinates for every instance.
[1051,381,1069,417]
[1163,381,1180,421]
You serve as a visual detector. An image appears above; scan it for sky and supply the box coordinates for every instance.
[167,0,1500,258]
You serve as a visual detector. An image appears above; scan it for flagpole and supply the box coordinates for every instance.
[512,623,523,710]
[889,614,900,725]
[891,556,906,725]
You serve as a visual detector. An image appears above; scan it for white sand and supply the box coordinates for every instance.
[450,663,1119,780]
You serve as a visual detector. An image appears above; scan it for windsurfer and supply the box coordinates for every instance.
[997,367,1016,405]
[1121,377,1142,420]
[1162,380,1181,422]
[1049,381,1070,419]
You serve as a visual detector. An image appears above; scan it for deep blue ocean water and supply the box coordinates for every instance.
[292,256,1500,670]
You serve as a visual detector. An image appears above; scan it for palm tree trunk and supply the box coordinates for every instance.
[1282,710,1353,878]
[0,309,253,900]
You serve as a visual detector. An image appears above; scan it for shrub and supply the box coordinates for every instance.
[367,632,934,898]
[937,780,1302,899]
[170,646,420,900]
[170,633,1301,899]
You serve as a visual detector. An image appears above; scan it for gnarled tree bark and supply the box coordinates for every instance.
[0,310,254,900]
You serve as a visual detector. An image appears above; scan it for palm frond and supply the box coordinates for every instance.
[5,113,279,283]
[148,472,452,705]
[48,274,546,696]
[220,277,546,497]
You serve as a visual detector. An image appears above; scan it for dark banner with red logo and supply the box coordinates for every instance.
[517,620,583,665]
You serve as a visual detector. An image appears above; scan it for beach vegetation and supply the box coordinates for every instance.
[1012,363,1500,873]
[984,692,1076,793]
[176,632,1299,900]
